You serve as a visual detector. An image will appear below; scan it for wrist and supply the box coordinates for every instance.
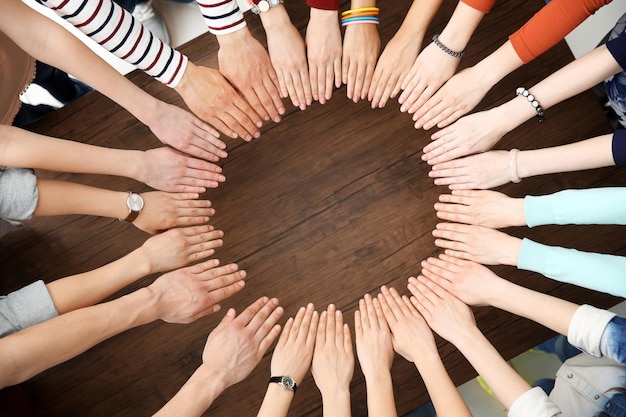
[259,5,291,30]
[362,365,392,383]
[320,387,350,406]
[309,7,338,23]
[133,242,159,277]
[216,27,252,47]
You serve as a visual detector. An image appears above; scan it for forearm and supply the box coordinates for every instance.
[0,126,141,179]
[321,389,351,417]
[516,134,614,179]
[525,188,626,227]
[437,1,486,52]
[350,0,377,8]
[517,238,626,297]
[260,4,294,31]
[153,365,229,417]
[364,370,397,417]
[414,352,471,417]
[257,384,294,417]
[471,41,524,93]
[46,245,151,314]
[0,288,157,388]
[394,0,444,42]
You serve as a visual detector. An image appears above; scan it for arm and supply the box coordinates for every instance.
[398,1,485,114]
[378,286,471,417]
[354,294,396,417]
[257,304,318,417]
[368,0,444,108]
[311,304,353,417]
[0,125,225,193]
[260,4,313,110]
[306,5,342,105]
[154,297,284,417]
[4,0,227,161]
[341,0,380,103]
[0,259,246,388]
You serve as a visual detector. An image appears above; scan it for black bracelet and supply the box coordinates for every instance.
[432,34,465,59]
[516,87,545,123]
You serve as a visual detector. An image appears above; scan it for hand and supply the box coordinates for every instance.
[398,41,460,116]
[342,23,380,103]
[133,192,214,234]
[435,190,525,229]
[377,286,437,363]
[138,147,226,193]
[412,66,487,130]
[429,150,510,190]
[368,30,422,109]
[201,297,284,388]
[175,62,262,141]
[145,100,227,162]
[217,29,285,125]
[271,303,319,384]
[415,254,504,307]
[354,294,394,378]
[140,225,224,273]
[147,258,247,324]
[408,276,477,346]
[306,8,342,104]
[311,304,354,397]
[423,108,508,165]
[432,222,522,266]
[264,8,312,110]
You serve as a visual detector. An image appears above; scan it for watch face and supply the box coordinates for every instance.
[258,0,270,12]
[281,376,295,390]
[128,193,144,212]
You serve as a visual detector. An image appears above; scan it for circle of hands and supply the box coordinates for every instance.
[135,6,538,410]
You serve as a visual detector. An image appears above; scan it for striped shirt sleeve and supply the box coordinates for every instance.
[196,0,247,35]
[39,0,188,88]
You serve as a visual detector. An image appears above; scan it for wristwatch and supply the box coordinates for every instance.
[269,375,297,393]
[250,0,283,14]
[121,192,144,222]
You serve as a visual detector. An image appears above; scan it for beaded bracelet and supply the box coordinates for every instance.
[508,148,521,183]
[432,34,465,59]
[516,87,545,123]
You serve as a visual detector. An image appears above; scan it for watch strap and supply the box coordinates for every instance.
[123,208,141,223]
[269,376,297,393]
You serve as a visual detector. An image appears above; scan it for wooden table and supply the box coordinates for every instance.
[0,0,622,415]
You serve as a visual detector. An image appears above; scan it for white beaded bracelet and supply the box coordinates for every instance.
[509,148,521,183]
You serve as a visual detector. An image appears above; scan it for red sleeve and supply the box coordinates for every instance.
[306,0,339,10]
[509,0,612,63]
[460,0,495,14]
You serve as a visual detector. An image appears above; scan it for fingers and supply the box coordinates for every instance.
[229,96,263,141]
[205,279,246,308]
[326,304,337,344]
[316,308,328,347]
[363,293,379,328]
[261,73,285,123]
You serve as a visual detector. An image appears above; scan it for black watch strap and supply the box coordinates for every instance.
[269,376,297,393]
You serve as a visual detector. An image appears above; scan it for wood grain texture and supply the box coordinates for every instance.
[0,0,622,415]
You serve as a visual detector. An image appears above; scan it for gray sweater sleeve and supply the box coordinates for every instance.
[0,167,38,219]
[0,280,58,337]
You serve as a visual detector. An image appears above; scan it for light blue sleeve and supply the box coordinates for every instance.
[524,188,626,227]
[517,238,626,297]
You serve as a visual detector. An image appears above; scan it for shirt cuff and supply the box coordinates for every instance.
[524,195,555,227]
[0,280,59,337]
[307,0,340,10]
[568,304,615,357]
[508,387,562,417]
[612,130,626,166]
[517,238,548,272]
[0,168,38,221]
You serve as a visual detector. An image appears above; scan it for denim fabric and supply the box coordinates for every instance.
[596,393,626,417]
[605,13,626,128]
[603,317,626,366]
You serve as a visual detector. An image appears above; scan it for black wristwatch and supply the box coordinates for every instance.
[269,375,297,393]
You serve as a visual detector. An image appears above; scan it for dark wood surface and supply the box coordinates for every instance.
[1,0,623,415]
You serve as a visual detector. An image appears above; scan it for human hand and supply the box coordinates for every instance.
[429,150,510,190]
[175,61,262,141]
[377,286,437,364]
[422,108,508,165]
[145,100,227,162]
[368,30,421,109]
[408,275,476,346]
[147,258,247,324]
[201,297,284,388]
[271,303,319,384]
[414,254,504,307]
[140,225,223,273]
[264,8,312,110]
[412,66,487,130]
[342,23,380,103]
[306,8,342,104]
[138,147,225,193]
[311,304,354,398]
[133,192,213,234]
[435,190,525,229]
[217,29,285,125]
[432,223,522,266]
[398,41,459,115]
[354,293,394,378]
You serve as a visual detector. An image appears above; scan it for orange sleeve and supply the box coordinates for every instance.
[509,0,612,63]
[460,0,495,13]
